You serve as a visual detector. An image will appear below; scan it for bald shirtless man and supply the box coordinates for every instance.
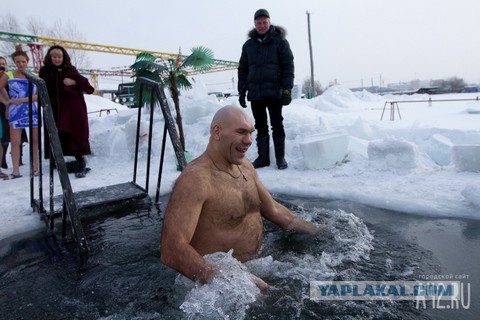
[160,105,327,289]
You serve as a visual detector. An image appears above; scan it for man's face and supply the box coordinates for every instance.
[220,112,255,165]
[254,16,271,36]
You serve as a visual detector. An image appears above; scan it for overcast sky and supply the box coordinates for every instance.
[8,0,480,90]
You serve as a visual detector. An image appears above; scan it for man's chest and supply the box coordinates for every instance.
[204,178,261,225]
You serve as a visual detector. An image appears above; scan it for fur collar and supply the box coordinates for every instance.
[247,25,287,40]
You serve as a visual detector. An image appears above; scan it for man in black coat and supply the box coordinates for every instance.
[238,8,294,170]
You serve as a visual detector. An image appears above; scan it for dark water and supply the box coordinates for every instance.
[0,194,477,320]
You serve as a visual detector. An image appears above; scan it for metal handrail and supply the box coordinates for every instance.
[133,77,186,203]
[87,108,118,117]
[23,71,89,264]
[381,96,480,120]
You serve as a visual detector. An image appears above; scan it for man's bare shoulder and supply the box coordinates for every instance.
[173,155,213,194]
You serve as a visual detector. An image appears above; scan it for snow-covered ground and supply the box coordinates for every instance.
[1,82,480,241]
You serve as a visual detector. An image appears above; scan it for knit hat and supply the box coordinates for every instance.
[254,9,270,20]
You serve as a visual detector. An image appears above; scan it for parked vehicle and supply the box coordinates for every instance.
[208,91,225,102]
[114,82,136,107]
[463,85,479,93]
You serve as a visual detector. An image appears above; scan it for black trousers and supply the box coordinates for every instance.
[251,98,285,139]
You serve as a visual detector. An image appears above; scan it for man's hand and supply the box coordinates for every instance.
[311,223,334,239]
[239,93,247,108]
[250,274,269,290]
[281,89,292,106]
[286,215,333,238]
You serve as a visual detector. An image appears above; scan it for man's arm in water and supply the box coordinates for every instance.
[160,171,218,284]
[254,172,327,235]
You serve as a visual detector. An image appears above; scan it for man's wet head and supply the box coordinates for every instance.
[210,106,254,164]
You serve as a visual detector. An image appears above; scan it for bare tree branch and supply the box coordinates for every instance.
[0,13,22,59]
[0,14,91,69]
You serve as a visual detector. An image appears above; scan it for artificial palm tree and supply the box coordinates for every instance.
[131,46,214,150]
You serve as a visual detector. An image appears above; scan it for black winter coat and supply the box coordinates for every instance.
[238,25,294,101]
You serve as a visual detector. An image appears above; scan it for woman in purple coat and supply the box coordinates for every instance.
[39,46,94,177]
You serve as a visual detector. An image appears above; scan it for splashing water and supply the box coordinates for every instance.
[178,208,374,320]
[179,250,260,319]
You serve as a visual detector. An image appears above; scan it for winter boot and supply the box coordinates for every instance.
[1,143,8,169]
[66,160,79,173]
[273,136,288,170]
[75,160,87,178]
[252,136,270,168]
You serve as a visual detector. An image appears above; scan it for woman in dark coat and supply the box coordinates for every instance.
[39,46,94,177]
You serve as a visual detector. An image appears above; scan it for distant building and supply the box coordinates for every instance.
[350,79,456,95]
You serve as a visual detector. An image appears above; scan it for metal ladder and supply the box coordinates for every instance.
[24,72,186,267]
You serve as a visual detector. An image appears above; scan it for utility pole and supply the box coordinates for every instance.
[306,10,314,98]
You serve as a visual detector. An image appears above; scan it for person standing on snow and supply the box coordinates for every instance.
[0,47,40,179]
[0,55,29,172]
[238,8,294,170]
[39,45,94,178]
